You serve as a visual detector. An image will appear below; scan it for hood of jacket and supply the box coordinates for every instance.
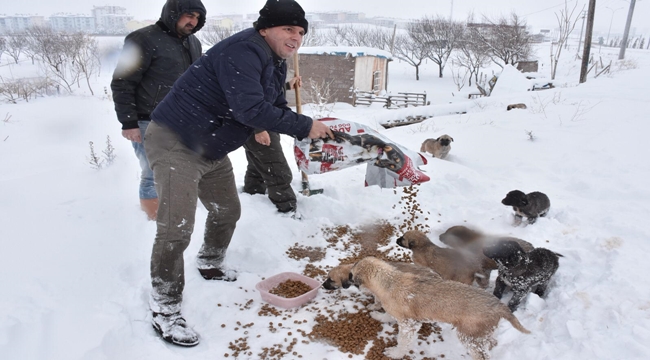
[159,0,206,37]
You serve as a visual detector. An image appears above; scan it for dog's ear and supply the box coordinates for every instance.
[521,198,529,206]
[450,137,454,142]
[341,277,351,289]
[348,271,362,286]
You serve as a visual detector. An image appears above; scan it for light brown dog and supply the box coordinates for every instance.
[350,257,530,360]
[396,230,486,287]
[507,103,527,111]
[420,135,453,159]
[438,225,535,252]
[323,262,441,311]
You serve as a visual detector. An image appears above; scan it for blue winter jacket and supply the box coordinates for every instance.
[151,28,313,160]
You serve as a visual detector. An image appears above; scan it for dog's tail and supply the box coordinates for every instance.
[504,312,531,334]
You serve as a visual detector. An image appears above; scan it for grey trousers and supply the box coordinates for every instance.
[144,121,241,314]
[243,131,296,213]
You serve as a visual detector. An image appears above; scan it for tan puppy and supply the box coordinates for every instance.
[350,257,530,360]
[439,225,535,252]
[396,230,486,288]
[420,135,453,159]
[507,103,527,111]
[323,262,441,311]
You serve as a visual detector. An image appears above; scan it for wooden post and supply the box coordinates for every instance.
[293,52,323,196]
[618,0,637,60]
[579,0,596,84]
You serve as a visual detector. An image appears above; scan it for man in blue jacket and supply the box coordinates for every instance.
[111,0,206,220]
[144,0,333,346]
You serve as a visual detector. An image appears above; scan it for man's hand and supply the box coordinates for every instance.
[287,75,302,90]
[308,120,334,140]
[254,131,271,146]
[122,128,141,143]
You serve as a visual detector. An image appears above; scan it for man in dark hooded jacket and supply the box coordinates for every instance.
[111,0,206,221]
[144,0,333,347]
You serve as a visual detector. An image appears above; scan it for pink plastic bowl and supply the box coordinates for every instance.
[255,272,321,309]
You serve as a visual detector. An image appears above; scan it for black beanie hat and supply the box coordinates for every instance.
[255,0,309,34]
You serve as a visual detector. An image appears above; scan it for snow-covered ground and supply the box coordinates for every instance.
[1,37,649,360]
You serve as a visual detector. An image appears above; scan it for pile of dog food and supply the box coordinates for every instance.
[269,279,313,298]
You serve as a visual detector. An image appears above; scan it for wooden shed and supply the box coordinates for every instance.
[285,46,393,107]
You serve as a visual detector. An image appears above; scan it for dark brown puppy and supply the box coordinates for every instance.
[396,230,484,287]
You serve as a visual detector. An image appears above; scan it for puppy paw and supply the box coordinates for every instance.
[367,302,383,311]
[370,311,394,323]
[384,346,407,359]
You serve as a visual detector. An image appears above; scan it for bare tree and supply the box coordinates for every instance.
[24,27,79,93]
[455,24,491,86]
[471,13,533,68]
[321,25,393,50]
[303,78,336,118]
[69,32,101,95]
[0,37,5,61]
[301,25,326,47]
[550,1,584,79]
[4,32,27,64]
[392,22,433,80]
[197,25,240,47]
[416,17,463,78]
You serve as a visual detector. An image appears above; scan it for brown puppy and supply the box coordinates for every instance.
[439,225,535,252]
[323,262,441,311]
[420,134,453,159]
[438,225,535,288]
[396,230,485,287]
[350,257,530,360]
[507,103,527,111]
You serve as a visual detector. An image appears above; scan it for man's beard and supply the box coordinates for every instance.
[177,24,194,36]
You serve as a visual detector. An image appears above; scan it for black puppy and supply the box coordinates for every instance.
[483,240,562,311]
[502,190,550,225]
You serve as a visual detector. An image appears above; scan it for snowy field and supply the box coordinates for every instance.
[1,36,649,360]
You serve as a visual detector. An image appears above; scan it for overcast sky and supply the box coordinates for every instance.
[4,0,650,35]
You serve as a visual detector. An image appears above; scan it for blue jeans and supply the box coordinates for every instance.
[132,120,157,199]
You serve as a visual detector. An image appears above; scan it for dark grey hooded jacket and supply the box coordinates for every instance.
[111,0,206,130]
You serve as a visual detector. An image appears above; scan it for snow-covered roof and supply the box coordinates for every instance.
[299,46,393,60]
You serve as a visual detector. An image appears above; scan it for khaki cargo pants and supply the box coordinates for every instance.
[144,121,241,314]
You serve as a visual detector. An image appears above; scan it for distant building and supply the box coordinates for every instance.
[92,6,132,33]
[0,15,45,33]
[205,16,237,29]
[49,14,96,33]
[285,46,393,106]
